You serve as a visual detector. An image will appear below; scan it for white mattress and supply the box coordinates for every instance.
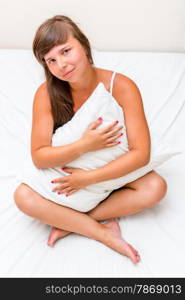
[0,49,185,277]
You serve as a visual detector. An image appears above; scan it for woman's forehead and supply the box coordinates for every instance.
[44,36,76,59]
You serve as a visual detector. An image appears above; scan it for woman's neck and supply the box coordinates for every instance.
[69,66,99,94]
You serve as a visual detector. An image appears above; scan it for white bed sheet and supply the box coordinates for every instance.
[0,49,185,277]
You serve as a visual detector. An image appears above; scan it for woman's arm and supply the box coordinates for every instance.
[86,74,151,184]
[31,83,121,169]
[31,83,86,169]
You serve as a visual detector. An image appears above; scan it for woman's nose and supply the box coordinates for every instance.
[57,58,67,69]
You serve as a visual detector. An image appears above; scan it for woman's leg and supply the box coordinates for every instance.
[47,170,167,244]
[14,185,140,264]
[89,170,167,220]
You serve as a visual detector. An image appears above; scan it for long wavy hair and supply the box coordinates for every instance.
[32,15,94,132]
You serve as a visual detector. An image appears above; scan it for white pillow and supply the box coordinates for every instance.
[16,82,180,212]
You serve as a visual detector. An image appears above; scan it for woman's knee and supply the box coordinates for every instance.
[144,175,168,207]
[14,184,36,214]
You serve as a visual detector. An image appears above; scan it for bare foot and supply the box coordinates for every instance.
[47,220,141,264]
[102,220,141,264]
[47,220,118,247]
[47,227,71,247]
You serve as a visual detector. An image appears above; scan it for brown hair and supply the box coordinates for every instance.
[32,15,94,132]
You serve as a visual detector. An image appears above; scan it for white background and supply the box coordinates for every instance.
[0,0,185,51]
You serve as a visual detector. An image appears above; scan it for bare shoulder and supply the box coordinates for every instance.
[35,81,47,95]
[96,68,139,101]
[33,81,52,112]
[112,73,142,109]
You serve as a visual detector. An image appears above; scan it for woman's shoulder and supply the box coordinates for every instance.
[34,81,51,110]
[97,68,136,95]
[111,72,141,108]
[114,75,143,112]
[97,68,142,109]
[35,81,48,96]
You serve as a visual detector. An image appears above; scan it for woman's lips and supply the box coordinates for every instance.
[63,68,75,78]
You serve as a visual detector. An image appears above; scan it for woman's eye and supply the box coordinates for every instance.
[63,49,71,54]
[48,59,55,64]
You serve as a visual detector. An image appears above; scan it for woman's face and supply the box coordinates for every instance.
[44,34,90,82]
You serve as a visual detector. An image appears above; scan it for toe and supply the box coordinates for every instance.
[125,243,140,264]
[47,238,54,247]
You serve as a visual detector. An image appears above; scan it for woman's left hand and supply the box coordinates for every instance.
[51,167,91,196]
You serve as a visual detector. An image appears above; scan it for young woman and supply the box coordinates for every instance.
[14,15,167,264]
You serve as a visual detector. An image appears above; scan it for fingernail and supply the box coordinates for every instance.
[120,133,123,136]
[118,141,121,144]
[61,168,65,170]
[116,120,119,124]
[98,117,103,121]
[51,181,54,183]
[58,192,61,195]
[66,194,68,197]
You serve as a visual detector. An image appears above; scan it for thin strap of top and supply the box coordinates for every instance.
[110,71,116,96]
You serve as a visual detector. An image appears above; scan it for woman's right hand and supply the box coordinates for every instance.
[80,117,123,152]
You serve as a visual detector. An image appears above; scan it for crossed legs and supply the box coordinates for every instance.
[47,170,167,246]
[14,170,167,264]
[89,170,167,220]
